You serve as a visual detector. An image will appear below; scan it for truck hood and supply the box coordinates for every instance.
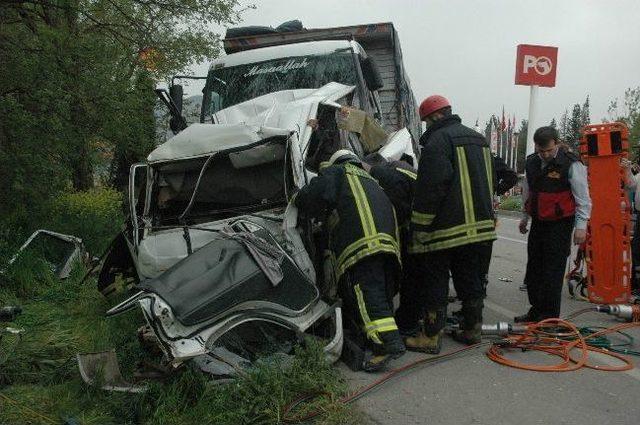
[148,82,355,163]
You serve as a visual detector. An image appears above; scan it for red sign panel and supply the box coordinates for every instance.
[515,44,558,87]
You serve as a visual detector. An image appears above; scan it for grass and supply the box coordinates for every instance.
[499,195,523,212]
[0,256,361,425]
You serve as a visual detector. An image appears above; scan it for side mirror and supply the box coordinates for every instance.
[361,57,384,91]
[169,84,184,115]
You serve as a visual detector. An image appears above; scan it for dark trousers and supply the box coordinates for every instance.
[396,242,488,334]
[478,241,494,297]
[632,216,640,290]
[524,217,574,319]
[339,254,402,352]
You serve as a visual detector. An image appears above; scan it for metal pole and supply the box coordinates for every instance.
[526,85,539,156]
[513,133,519,172]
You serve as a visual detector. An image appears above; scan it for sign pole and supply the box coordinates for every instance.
[526,85,539,156]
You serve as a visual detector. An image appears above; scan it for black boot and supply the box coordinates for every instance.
[452,298,483,345]
[514,308,540,323]
[363,330,405,373]
[405,308,446,354]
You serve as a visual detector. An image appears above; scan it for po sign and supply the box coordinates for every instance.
[515,44,558,87]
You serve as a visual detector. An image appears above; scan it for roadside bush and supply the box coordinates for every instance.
[499,195,523,211]
[47,188,124,255]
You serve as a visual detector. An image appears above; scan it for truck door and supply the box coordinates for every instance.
[128,163,148,247]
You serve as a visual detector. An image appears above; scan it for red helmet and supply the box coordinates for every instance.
[419,95,451,120]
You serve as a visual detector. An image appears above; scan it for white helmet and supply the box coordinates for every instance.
[328,149,360,166]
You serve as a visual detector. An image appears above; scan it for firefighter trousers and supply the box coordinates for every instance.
[524,217,574,319]
[339,254,404,354]
[396,242,488,335]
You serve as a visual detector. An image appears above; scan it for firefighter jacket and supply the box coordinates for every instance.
[294,161,401,279]
[409,115,497,253]
[525,147,579,221]
[369,161,417,228]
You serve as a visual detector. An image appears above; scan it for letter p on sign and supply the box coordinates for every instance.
[515,44,558,87]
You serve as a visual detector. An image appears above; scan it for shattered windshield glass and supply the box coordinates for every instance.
[150,139,289,226]
[202,51,358,117]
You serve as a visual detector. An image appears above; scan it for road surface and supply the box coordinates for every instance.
[341,215,640,425]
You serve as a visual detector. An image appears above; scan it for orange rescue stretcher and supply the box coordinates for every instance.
[579,122,632,304]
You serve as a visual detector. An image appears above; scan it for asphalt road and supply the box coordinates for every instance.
[341,215,640,425]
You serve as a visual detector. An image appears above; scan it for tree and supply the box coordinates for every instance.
[515,119,528,173]
[581,95,591,127]
[566,103,583,149]
[549,118,557,129]
[559,109,569,142]
[0,1,242,234]
[608,87,640,159]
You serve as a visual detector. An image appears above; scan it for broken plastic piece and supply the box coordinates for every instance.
[77,350,147,393]
[2,327,24,335]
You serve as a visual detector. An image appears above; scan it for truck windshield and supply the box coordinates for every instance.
[150,140,289,226]
[202,51,358,117]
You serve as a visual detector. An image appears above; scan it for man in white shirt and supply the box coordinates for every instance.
[516,127,592,322]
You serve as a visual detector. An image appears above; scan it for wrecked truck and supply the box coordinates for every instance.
[102,83,415,377]
[99,23,421,378]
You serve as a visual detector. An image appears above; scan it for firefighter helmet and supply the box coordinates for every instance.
[419,95,451,120]
[328,149,360,166]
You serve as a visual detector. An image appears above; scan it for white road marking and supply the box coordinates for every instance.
[497,216,522,222]
[497,236,527,245]
[483,300,640,380]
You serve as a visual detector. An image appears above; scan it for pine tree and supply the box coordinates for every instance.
[516,119,528,173]
[566,103,583,149]
[581,95,591,127]
[559,109,569,142]
[550,118,557,129]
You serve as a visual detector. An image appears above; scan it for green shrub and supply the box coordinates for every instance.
[499,195,523,211]
[47,188,124,255]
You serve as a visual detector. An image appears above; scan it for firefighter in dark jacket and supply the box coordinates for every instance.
[402,95,497,353]
[516,126,591,322]
[294,149,405,371]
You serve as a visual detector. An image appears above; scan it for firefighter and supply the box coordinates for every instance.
[366,157,419,334]
[294,149,405,371]
[402,95,496,353]
[515,126,591,322]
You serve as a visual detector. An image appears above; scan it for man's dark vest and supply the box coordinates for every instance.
[525,148,579,221]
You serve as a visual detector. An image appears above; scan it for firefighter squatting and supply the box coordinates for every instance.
[295,94,596,372]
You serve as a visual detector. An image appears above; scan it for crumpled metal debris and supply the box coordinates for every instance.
[77,350,147,393]
[220,227,284,286]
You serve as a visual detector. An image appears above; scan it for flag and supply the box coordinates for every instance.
[490,116,498,154]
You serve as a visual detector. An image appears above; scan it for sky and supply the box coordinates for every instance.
[185,0,640,129]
